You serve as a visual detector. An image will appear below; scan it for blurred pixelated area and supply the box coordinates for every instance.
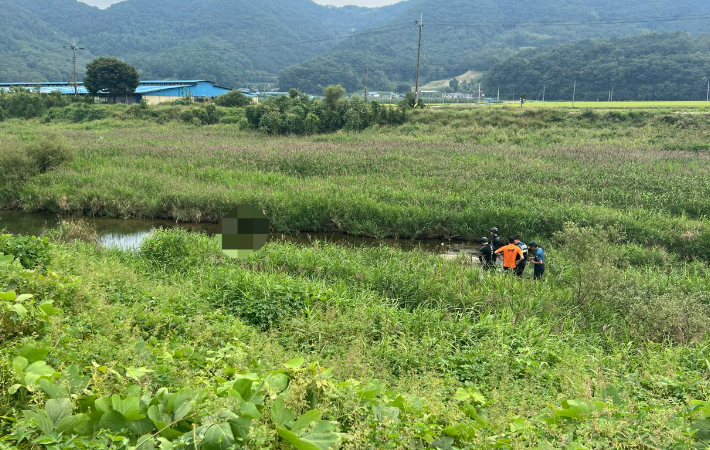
[216,205,269,259]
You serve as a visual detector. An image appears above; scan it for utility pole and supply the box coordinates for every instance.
[68,39,84,96]
[611,85,614,102]
[497,85,500,102]
[414,14,423,106]
[707,79,709,102]
[542,85,546,102]
[364,66,368,102]
[572,81,576,109]
[478,82,481,103]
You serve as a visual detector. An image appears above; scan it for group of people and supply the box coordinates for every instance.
[478,227,545,279]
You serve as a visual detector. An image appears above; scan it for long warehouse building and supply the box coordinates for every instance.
[0,80,240,105]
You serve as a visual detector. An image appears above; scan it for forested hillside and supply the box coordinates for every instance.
[0,0,409,87]
[480,33,710,101]
[4,0,710,93]
[0,1,87,82]
[279,0,710,93]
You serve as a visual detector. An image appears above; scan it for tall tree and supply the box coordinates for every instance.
[83,57,139,103]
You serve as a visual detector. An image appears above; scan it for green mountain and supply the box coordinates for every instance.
[0,0,86,82]
[278,0,710,93]
[0,0,409,87]
[480,33,710,101]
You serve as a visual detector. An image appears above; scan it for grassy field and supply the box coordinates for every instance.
[1,105,710,449]
[525,101,710,109]
[424,101,710,110]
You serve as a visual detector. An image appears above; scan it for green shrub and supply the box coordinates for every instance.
[623,293,710,343]
[24,135,76,173]
[180,104,220,125]
[0,89,47,119]
[139,228,219,273]
[214,90,253,107]
[44,218,99,247]
[0,234,52,269]
[220,114,242,124]
[0,142,38,198]
[0,106,6,122]
[208,268,319,330]
[622,244,673,268]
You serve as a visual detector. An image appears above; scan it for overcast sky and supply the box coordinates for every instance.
[312,0,402,6]
[81,0,405,8]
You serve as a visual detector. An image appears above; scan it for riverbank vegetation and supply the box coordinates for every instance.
[0,220,709,448]
[0,86,410,133]
[1,105,709,448]
[1,106,710,259]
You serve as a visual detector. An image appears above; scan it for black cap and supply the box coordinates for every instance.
[490,227,498,233]
[507,236,516,243]
[481,237,489,243]
[514,235,520,240]
[528,241,538,247]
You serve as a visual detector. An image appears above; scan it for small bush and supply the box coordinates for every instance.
[212,269,318,330]
[214,90,252,107]
[139,228,219,273]
[622,244,673,268]
[25,136,76,174]
[44,218,100,247]
[0,289,57,344]
[0,234,52,269]
[624,293,710,343]
[0,143,38,198]
[180,104,220,125]
[0,89,47,119]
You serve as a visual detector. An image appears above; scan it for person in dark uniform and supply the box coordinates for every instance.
[479,237,495,270]
[490,227,501,262]
[528,242,545,279]
[513,236,528,277]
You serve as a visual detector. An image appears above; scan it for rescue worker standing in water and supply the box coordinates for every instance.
[495,236,524,273]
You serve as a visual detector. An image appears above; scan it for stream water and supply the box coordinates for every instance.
[0,210,480,259]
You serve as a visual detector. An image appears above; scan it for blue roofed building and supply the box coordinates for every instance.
[135,80,231,104]
[0,80,232,105]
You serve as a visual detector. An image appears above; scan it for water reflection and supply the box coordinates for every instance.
[0,210,479,257]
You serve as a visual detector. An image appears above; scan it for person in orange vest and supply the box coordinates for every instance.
[495,236,524,273]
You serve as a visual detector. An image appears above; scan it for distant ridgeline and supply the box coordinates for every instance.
[480,33,710,101]
[279,0,710,94]
[2,0,710,96]
[0,0,409,88]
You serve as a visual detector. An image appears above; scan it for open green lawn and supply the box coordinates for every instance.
[1,105,710,449]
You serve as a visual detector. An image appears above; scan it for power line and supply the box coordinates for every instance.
[414,14,424,106]
[65,39,84,95]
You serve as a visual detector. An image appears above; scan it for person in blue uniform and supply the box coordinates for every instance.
[528,242,545,279]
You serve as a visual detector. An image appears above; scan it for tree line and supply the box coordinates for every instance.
[240,86,411,135]
[481,33,710,101]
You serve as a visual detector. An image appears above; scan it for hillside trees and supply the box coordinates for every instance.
[83,57,139,102]
[481,33,710,101]
[243,85,408,135]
